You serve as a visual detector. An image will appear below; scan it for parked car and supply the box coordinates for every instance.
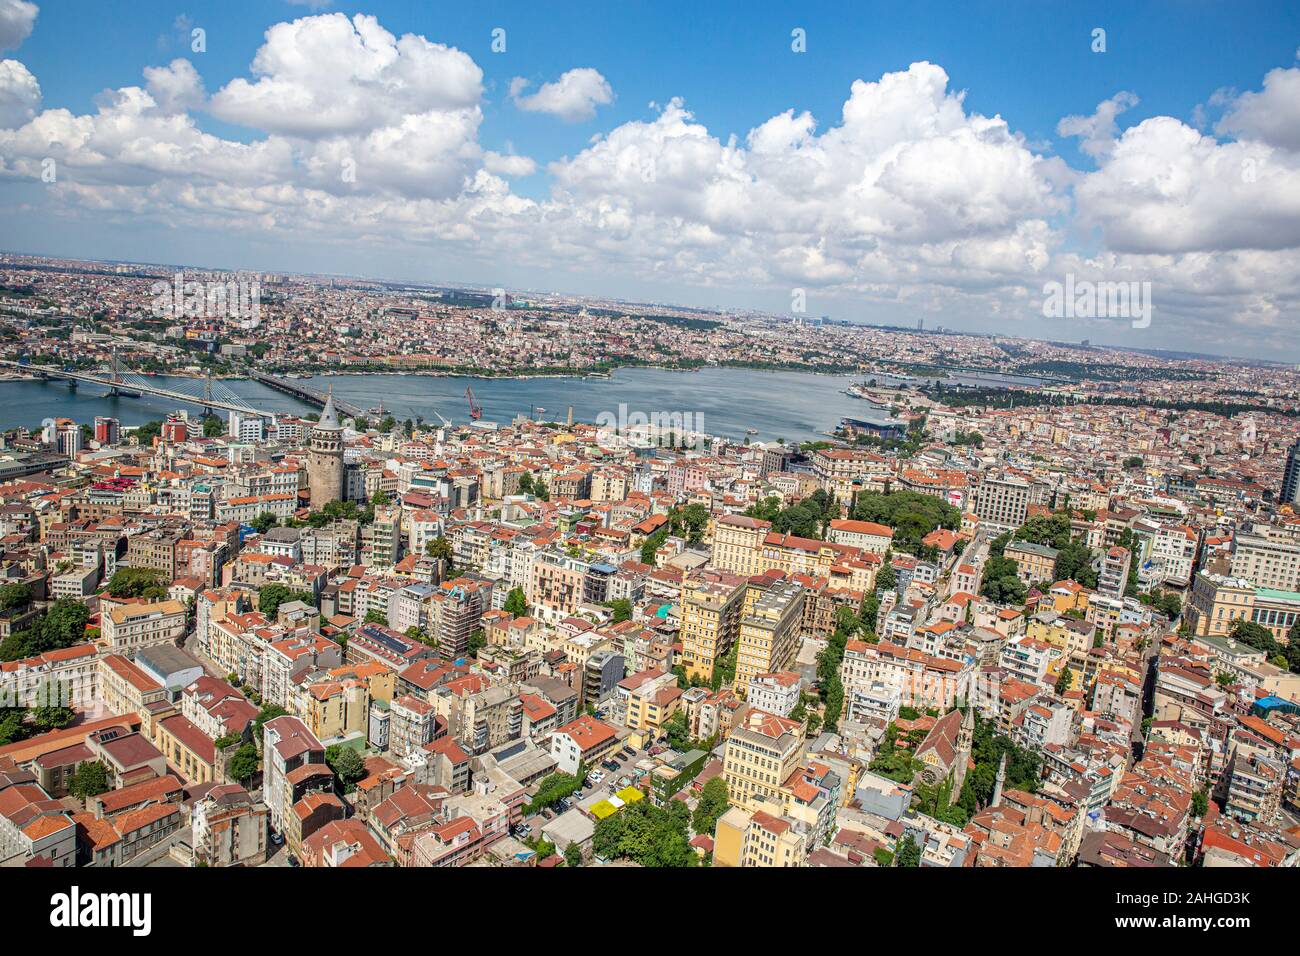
[270,831,284,846]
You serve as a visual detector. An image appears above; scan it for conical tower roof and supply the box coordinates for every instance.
[316,386,341,430]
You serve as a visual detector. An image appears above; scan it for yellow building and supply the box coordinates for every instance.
[711,515,769,576]
[621,670,683,734]
[328,661,395,705]
[722,709,805,811]
[678,570,747,683]
[712,806,807,867]
[304,678,370,743]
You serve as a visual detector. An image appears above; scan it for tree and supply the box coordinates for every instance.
[564,842,583,867]
[1230,619,1280,660]
[0,708,27,746]
[107,567,169,600]
[326,744,366,791]
[640,525,669,565]
[503,587,529,618]
[606,598,632,623]
[1191,788,1209,817]
[1055,666,1073,696]
[250,511,278,535]
[532,479,550,502]
[39,598,92,650]
[591,800,696,867]
[663,711,693,751]
[227,743,260,784]
[31,706,74,731]
[258,584,315,619]
[364,609,388,627]
[980,540,1028,606]
[202,415,225,438]
[674,503,711,546]
[896,833,921,867]
[69,760,109,800]
[851,491,960,555]
[426,535,454,572]
[252,704,288,736]
[526,769,585,814]
[691,777,729,836]
[0,582,30,611]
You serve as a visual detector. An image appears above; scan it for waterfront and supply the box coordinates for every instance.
[0,366,905,443]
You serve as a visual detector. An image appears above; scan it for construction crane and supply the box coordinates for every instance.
[465,386,482,420]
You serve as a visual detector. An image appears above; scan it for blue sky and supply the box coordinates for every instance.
[3,1,1300,356]
[18,0,1297,176]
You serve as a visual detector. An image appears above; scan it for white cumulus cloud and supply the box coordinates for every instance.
[512,68,613,122]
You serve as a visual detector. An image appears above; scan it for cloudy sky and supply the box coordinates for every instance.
[1,0,1299,358]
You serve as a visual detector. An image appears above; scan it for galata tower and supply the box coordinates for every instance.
[307,389,344,509]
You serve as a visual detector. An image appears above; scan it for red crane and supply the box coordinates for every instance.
[465,386,482,420]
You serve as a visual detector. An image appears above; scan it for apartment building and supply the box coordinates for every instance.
[1003,540,1059,587]
[1098,546,1131,598]
[973,476,1037,531]
[722,709,805,812]
[711,514,769,577]
[262,716,328,835]
[678,569,747,683]
[840,639,972,712]
[734,577,806,693]
[713,806,807,868]
[390,694,438,758]
[746,671,802,717]
[549,714,619,773]
[1231,532,1300,591]
[191,782,268,868]
[619,669,682,734]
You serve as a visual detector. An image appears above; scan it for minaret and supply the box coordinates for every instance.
[950,705,975,805]
[991,751,1007,808]
[307,388,344,509]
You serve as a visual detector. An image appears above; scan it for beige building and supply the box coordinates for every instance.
[1004,540,1059,587]
[734,577,805,692]
[303,678,370,743]
[711,515,769,577]
[713,806,807,868]
[722,709,805,812]
[827,519,893,554]
[1185,572,1256,639]
[102,600,187,652]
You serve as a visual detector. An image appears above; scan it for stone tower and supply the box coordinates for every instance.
[307,389,344,509]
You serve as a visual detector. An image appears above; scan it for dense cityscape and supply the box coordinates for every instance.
[0,249,1298,880]
[1,0,1296,937]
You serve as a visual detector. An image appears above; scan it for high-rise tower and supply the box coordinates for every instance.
[1282,438,1300,506]
[307,390,344,509]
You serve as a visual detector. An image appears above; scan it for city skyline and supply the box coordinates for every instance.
[2,1,1299,358]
